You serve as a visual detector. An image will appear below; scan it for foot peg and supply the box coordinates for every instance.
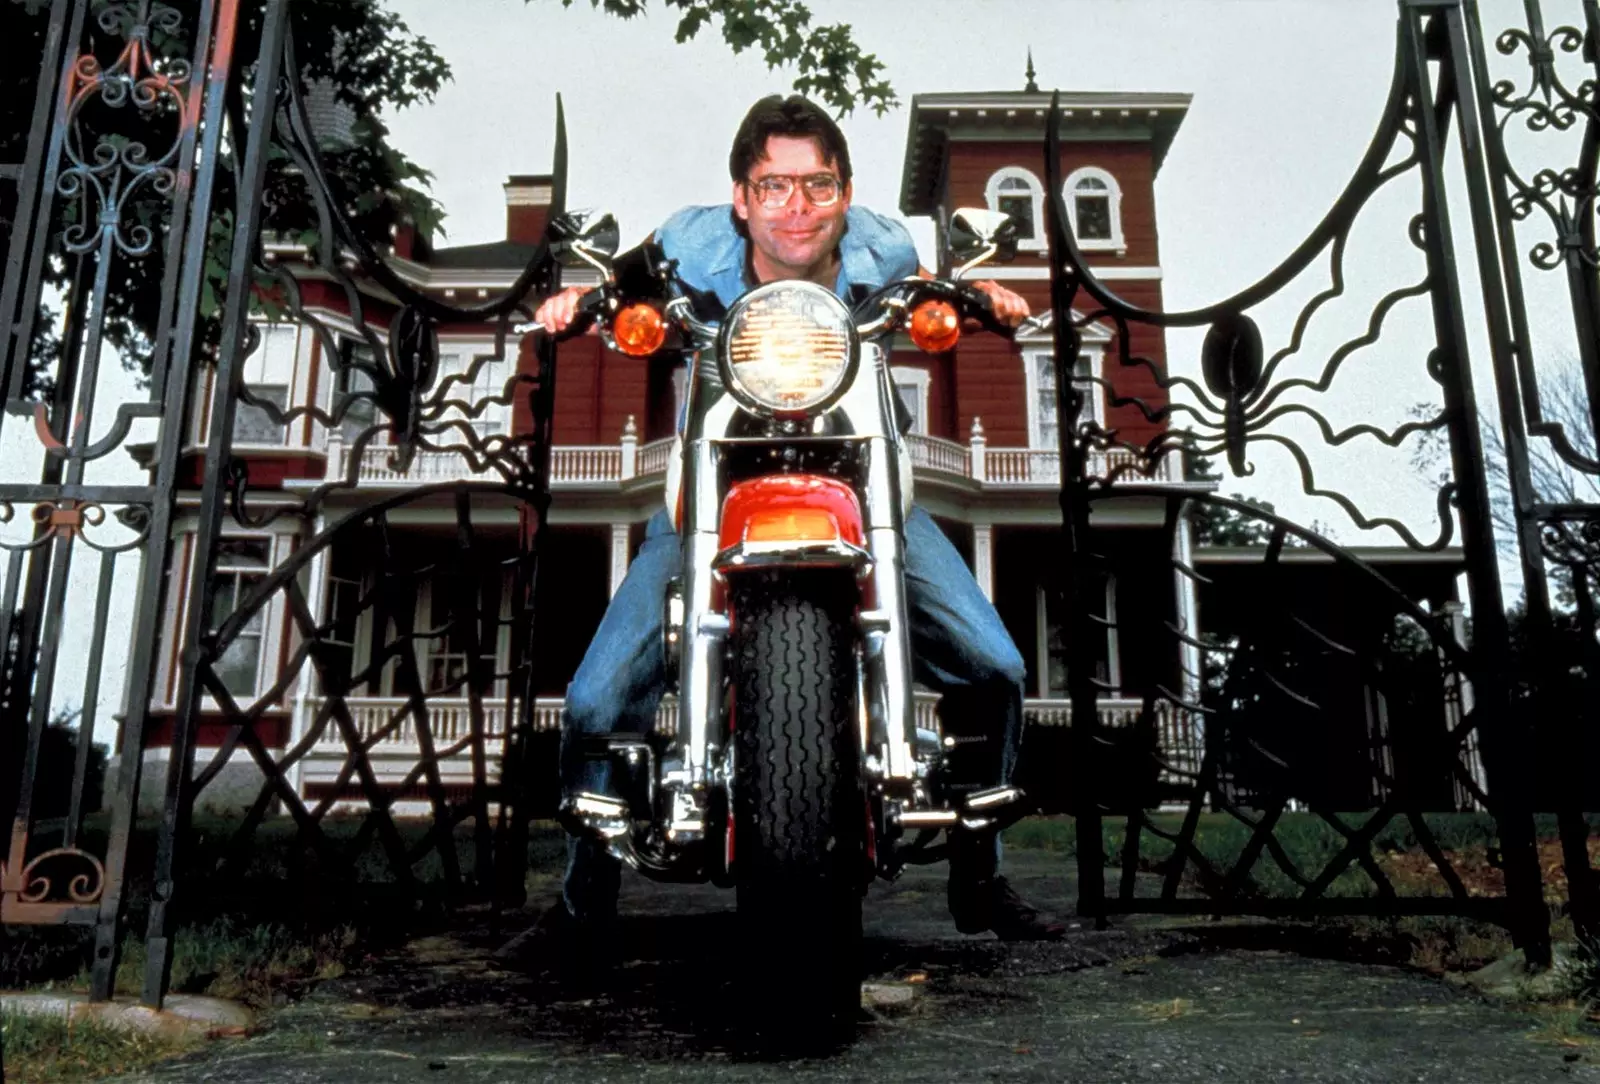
[957,785,1032,831]
[559,792,631,842]
[891,786,1032,834]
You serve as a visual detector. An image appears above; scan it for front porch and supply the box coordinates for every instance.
[291,692,1203,813]
[327,424,1179,492]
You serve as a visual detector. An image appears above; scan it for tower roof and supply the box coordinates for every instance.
[898,90,1192,217]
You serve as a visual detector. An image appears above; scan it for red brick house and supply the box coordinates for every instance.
[135,86,1471,813]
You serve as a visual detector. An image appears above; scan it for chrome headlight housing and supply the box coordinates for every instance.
[718,280,858,416]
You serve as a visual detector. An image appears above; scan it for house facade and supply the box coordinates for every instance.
[130,85,1472,815]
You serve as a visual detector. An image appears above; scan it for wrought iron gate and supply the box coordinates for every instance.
[1043,0,1600,963]
[2,0,1598,1011]
[2,0,568,1006]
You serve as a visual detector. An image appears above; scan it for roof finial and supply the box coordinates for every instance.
[1024,49,1039,93]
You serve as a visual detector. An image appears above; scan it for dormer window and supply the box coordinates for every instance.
[1064,167,1125,253]
[983,166,1044,250]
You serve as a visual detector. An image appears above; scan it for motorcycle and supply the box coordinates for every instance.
[538,207,1037,1040]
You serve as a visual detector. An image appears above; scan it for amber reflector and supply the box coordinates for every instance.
[909,299,960,353]
[614,303,667,357]
[745,508,839,543]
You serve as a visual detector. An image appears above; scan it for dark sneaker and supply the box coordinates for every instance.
[494,898,617,987]
[948,875,1067,941]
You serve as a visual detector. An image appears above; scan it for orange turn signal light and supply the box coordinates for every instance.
[909,299,961,353]
[745,508,840,544]
[614,302,666,357]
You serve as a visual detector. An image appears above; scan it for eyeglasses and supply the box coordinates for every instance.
[746,173,843,209]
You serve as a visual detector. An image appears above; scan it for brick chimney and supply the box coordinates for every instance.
[391,218,433,262]
[504,174,554,244]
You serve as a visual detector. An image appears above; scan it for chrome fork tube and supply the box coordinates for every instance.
[860,435,917,784]
[678,436,725,795]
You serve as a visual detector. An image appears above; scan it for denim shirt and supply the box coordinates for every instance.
[655,204,921,435]
[654,204,920,310]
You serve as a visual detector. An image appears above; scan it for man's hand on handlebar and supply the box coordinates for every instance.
[532,284,597,336]
[968,280,1030,328]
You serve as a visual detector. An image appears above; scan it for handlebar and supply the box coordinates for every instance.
[519,275,1032,345]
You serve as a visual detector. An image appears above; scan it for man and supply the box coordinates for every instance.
[535,94,1062,945]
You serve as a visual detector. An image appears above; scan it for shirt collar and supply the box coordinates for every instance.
[722,208,859,296]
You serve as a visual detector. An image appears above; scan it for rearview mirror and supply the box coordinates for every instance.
[946,207,1019,279]
[549,210,620,277]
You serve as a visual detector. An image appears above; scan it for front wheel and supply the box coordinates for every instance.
[728,571,863,1049]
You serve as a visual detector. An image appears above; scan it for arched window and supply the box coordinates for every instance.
[1063,166,1125,253]
[983,166,1044,250]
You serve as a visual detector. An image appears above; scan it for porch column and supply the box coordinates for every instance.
[1439,598,1486,802]
[972,521,994,602]
[287,514,328,798]
[609,522,632,598]
[1172,513,1205,783]
[619,415,638,480]
[1174,514,1202,704]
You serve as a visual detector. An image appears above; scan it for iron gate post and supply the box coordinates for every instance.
[1400,0,1550,963]
[1460,0,1600,942]
[496,101,567,912]
[0,0,250,1003]
[139,0,291,1008]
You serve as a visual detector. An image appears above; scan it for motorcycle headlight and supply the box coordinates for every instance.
[719,280,857,416]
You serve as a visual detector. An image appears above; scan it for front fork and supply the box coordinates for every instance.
[565,437,1028,873]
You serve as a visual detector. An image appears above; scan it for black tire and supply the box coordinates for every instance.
[728,571,862,1051]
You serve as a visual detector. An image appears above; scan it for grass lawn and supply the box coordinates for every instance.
[2,1009,199,1084]
[1004,810,1596,975]
[1,816,568,1082]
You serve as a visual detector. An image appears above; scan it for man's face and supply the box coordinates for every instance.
[732,134,853,280]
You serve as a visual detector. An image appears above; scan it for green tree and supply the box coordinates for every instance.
[555,0,895,116]
[1185,454,1319,547]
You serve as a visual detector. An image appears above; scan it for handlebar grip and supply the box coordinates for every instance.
[955,283,1015,340]
[550,286,610,342]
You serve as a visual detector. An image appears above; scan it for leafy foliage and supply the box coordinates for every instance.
[3,0,452,385]
[1185,455,1324,546]
[546,0,895,115]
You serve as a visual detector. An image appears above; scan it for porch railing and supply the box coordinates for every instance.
[297,692,1199,782]
[324,430,1176,490]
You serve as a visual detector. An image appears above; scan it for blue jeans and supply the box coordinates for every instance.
[559,506,1026,918]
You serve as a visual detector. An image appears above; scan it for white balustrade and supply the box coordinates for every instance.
[351,443,499,485]
[907,434,970,477]
[549,445,622,484]
[984,448,1063,486]
[328,432,1174,490]
[636,437,674,477]
[1023,696,1203,782]
[302,692,1202,793]
[309,696,510,748]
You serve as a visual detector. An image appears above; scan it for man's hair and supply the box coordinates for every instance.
[728,94,852,186]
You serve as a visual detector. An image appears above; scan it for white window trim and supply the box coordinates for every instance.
[1034,578,1120,698]
[671,362,690,431]
[231,383,291,450]
[412,573,513,699]
[1063,166,1126,255]
[890,365,931,436]
[434,347,511,441]
[1104,572,1122,692]
[1020,340,1106,450]
[206,532,288,705]
[983,166,1046,252]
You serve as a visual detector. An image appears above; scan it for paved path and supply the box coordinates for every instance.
[113,852,1599,1083]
